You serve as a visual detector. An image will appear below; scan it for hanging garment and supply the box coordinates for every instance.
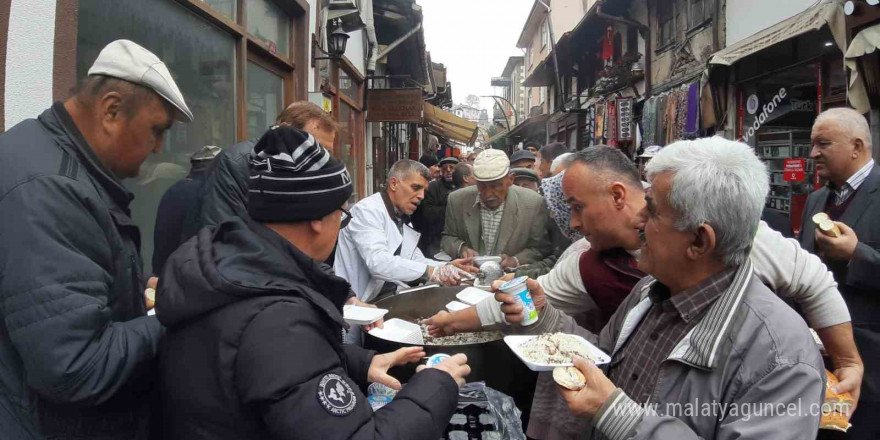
[607,99,618,147]
[585,106,595,148]
[655,95,667,146]
[642,97,656,146]
[602,27,615,62]
[701,80,718,130]
[595,103,606,145]
[675,85,689,141]
[635,122,642,152]
[664,92,677,144]
[686,82,700,135]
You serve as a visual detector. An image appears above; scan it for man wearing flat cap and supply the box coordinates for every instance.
[510,149,537,171]
[0,40,190,438]
[510,167,540,193]
[442,149,551,269]
[413,156,462,257]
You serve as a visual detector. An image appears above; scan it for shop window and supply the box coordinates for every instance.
[246,62,285,139]
[688,0,712,30]
[200,0,236,21]
[627,26,638,54]
[338,102,361,203]
[541,19,549,49]
[77,0,237,274]
[613,32,622,61]
[657,0,675,49]
[246,0,290,57]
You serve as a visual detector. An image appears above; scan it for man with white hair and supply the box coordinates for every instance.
[550,152,574,176]
[335,160,476,304]
[802,107,880,439]
[428,143,860,439]
[504,138,826,439]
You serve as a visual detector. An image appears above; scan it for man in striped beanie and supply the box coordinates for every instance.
[156,125,470,439]
[247,125,352,222]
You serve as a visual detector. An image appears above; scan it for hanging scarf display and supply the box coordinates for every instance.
[685,81,700,135]
[607,99,618,147]
[594,102,606,145]
[642,96,656,146]
[584,106,595,148]
[675,85,689,141]
[655,95,667,146]
[664,92,677,144]
[617,97,634,142]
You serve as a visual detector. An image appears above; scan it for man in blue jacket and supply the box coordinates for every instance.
[0,40,191,439]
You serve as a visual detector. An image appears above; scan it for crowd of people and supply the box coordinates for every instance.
[0,39,877,440]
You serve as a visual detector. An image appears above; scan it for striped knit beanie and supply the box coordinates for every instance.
[248,125,353,222]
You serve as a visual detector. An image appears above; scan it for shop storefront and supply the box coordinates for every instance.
[67,0,311,274]
[709,0,847,233]
[318,56,366,201]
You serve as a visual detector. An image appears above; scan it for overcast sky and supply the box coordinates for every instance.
[419,0,534,111]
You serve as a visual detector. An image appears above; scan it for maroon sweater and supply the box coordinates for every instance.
[578,248,646,330]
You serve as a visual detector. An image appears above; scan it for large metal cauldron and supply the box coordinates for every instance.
[364,286,537,420]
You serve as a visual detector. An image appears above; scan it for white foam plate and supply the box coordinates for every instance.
[503,334,611,372]
[446,300,472,312]
[343,305,388,326]
[473,256,502,266]
[368,318,424,345]
[455,287,494,305]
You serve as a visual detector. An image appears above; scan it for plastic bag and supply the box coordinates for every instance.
[444,382,526,440]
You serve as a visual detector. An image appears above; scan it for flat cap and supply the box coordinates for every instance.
[510,167,539,182]
[191,145,222,162]
[439,156,460,166]
[473,149,510,182]
[638,145,662,158]
[510,149,536,163]
[88,40,193,123]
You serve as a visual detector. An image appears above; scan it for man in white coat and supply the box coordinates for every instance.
[335,160,477,304]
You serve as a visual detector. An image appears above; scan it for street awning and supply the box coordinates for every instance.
[423,102,478,145]
[507,113,550,139]
[845,23,880,113]
[708,0,845,67]
[485,129,508,144]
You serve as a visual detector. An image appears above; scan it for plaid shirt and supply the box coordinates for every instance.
[831,159,874,206]
[607,267,736,404]
[475,199,504,255]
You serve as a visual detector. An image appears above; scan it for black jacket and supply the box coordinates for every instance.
[412,179,456,256]
[157,218,459,440]
[194,139,257,229]
[0,103,162,439]
[152,164,211,274]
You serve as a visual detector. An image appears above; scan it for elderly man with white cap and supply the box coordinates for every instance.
[0,40,190,439]
[442,149,551,269]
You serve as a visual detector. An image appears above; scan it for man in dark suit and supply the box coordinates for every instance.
[800,107,878,440]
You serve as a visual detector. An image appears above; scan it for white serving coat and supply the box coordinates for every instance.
[334,192,444,302]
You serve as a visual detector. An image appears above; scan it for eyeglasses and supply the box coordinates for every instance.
[340,208,353,229]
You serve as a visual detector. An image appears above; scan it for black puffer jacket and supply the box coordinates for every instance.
[157,218,459,440]
[193,139,256,229]
[0,102,162,439]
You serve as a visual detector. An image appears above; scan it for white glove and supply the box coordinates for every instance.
[429,265,463,286]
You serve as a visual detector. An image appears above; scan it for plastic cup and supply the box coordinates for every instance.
[498,276,539,326]
[426,353,451,368]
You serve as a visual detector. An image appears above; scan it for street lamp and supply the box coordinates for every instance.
[314,19,349,61]
[327,19,350,58]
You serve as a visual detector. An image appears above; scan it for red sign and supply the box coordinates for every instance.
[783,158,806,182]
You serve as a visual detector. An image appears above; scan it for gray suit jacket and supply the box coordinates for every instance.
[441,185,550,264]
[799,164,880,401]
